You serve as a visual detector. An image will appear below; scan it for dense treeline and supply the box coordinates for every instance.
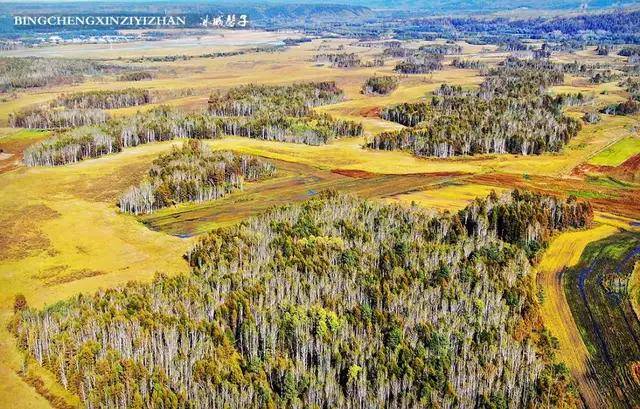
[480,58,565,98]
[207,82,362,145]
[373,95,579,157]
[600,99,640,116]
[418,44,462,55]
[56,88,151,109]
[282,38,313,46]
[621,77,640,101]
[127,46,283,63]
[361,75,399,95]
[208,82,343,118]
[619,46,640,57]
[119,140,276,214]
[13,190,590,409]
[391,10,640,45]
[0,57,128,92]
[356,40,402,49]
[314,53,383,68]
[24,82,363,166]
[9,107,108,129]
[118,71,153,82]
[383,46,415,58]
[23,107,362,166]
[372,58,578,158]
[395,55,443,74]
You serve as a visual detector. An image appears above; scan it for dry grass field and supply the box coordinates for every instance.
[2,34,640,407]
[536,223,621,408]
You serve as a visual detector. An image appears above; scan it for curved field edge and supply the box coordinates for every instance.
[536,223,620,408]
[562,231,640,407]
[630,262,640,322]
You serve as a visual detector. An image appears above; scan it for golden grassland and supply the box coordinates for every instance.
[536,222,621,408]
[0,141,193,408]
[1,37,640,407]
[385,182,508,212]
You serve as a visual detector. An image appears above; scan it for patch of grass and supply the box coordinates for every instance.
[589,137,640,167]
[567,190,612,200]
[386,183,506,212]
[586,175,635,189]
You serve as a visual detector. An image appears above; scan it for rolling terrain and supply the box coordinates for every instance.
[1,30,640,408]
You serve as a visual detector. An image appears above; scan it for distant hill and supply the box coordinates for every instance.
[1,0,638,13]
[255,0,639,12]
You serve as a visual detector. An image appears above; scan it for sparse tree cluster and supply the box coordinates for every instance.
[361,75,399,95]
[0,57,127,92]
[554,92,593,107]
[118,71,153,82]
[601,99,640,116]
[595,45,612,56]
[418,44,462,55]
[315,53,362,68]
[561,61,612,77]
[621,77,640,101]
[395,55,444,74]
[119,140,276,214]
[451,58,486,69]
[12,190,590,409]
[583,112,601,124]
[590,70,618,84]
[497,40,529,52]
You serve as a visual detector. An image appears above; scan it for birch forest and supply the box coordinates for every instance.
[12,190,592,409]
[368,59,581,157]
[118,140,276,214]
[21,82,363,166]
